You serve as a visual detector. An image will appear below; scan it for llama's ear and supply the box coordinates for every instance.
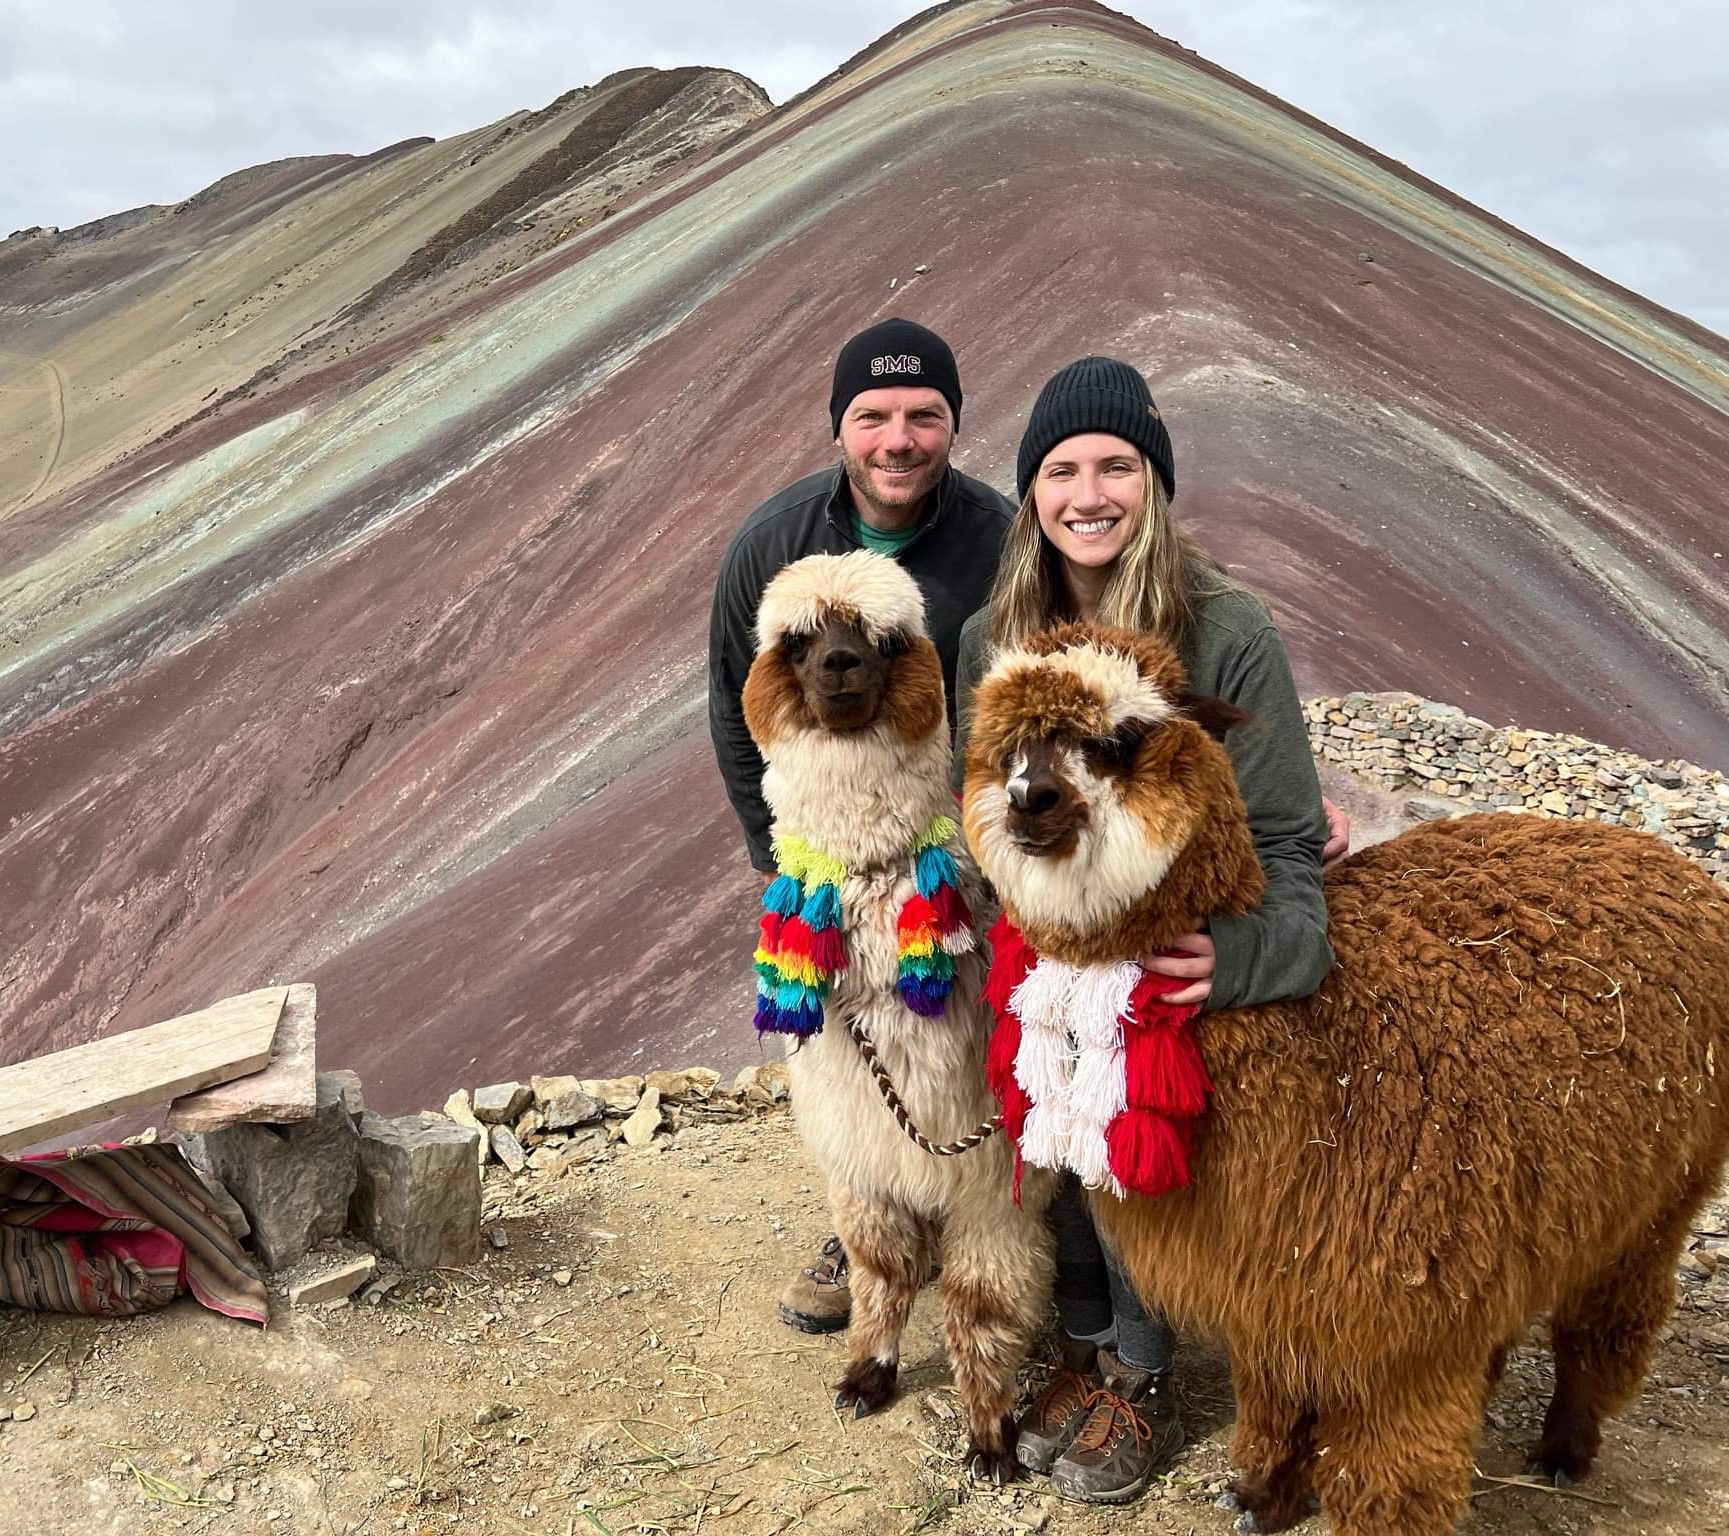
[1179,693,1254,741]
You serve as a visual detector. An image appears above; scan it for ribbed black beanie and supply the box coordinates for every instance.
[829,318,962,436]
[1015,356,1175,501]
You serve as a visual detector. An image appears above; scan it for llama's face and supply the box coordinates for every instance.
[963,626,1231,936]
[781,615,904,732]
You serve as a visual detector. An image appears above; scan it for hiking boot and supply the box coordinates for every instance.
[1049,1348,1184,1505]
[1015,1336,1101,1475]
[777,1235,850,1333]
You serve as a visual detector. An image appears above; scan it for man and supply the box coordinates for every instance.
[707,318,1014,1333]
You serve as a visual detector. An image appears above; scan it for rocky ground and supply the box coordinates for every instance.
[1305,693,1729,882]
[2,1092,1727,1536]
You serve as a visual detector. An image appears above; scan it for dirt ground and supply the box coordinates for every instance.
[2,1107,1727,1536]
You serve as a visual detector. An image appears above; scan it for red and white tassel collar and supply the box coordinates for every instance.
[983,914,1212,1201]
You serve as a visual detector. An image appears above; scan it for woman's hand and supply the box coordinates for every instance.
[1140,931,1215,1007]
[1321,796,1351,870]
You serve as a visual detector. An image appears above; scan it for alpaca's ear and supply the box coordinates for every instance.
[1179,693,1254,741]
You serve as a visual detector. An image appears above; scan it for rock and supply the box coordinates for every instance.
[12,1402,36,1422]
[647,1067,722,1102]
[552,1270,573,1287]
[349,1113,482,1269]
[542,1128,607,1174]
[182,1074,360,1269]
[526,1144,564,1172]
[530,1073,580,1104]
[515,1108,544,1141]
[167,983,321,1132]
[758,1062,791,1099]
[580,1076,646,1114]
[621,1087,663,1147]
[490,1124,528,1174]
[474,1403,518,1426]
[361,1273,403,1307]
[473,1083,532,1124]
[686,1067,722,1096]
[444,1091,491,1168]
[540,1086,603,1129]
[732,1063,791,1105]
[488,1225,509,1250]
[921,1392,957,1422]
[324,1069,366,1122]
[288,1255,377,1307]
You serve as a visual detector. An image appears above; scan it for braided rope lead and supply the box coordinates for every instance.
[844,1014,1002,1157]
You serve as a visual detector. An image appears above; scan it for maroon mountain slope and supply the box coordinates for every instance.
[1,0,1724,1110]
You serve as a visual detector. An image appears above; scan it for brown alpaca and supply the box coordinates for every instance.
[743,551,1053,1482]
[963,622,1729,1536]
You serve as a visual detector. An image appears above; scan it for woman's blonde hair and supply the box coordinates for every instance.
[987,455,1240,651]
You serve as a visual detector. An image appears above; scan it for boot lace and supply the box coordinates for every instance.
[1028,1368,1094,1433]
[805,1235,849,1286]
[1069,1385,1153,1457]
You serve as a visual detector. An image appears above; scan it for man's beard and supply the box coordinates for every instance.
[840,445,946,522]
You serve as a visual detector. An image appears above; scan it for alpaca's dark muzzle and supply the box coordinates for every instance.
[1004,747,1086,857]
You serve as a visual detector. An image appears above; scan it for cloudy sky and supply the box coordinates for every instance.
[2,2,1724,335]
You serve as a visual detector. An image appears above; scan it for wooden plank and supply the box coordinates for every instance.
[0,987,288,1155]
[166,982,317,1133]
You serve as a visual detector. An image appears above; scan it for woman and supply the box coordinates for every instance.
[952,357,1346,1505]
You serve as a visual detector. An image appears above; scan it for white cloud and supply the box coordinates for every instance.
[0,1,1722,334]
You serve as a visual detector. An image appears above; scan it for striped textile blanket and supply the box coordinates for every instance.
[0,1142,267,1323]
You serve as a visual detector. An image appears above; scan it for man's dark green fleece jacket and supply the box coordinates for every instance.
[707,464,1014,873]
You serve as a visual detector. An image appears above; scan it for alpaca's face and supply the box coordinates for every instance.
[745,551,945,758]
[968,712,1184,935]
[996,722,1149,857]
[963,626,1235,937]
[781,615,905,732]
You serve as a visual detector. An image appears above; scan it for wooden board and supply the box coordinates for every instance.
[166,982,317,1133]
[0,987,288,1155]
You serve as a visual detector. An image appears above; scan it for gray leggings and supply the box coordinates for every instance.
[1050,1173,1176,1374]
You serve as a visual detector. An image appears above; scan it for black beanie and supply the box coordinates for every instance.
[828,318,962,436]
[1015,356,1175,502]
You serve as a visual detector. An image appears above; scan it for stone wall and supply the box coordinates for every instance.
[1306,692,1729,882]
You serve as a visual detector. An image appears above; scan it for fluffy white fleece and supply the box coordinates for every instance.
[755,549,929,653]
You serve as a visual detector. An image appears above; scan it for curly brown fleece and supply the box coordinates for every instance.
[1101,812,1729,1533]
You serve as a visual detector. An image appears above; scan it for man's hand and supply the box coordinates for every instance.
[1321,796,1351,870]
[760,870,775,890]
[1140,931,1214,1007]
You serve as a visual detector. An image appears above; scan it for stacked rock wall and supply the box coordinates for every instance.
[1306,692,1729,882]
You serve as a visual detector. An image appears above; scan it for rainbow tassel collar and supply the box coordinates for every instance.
[753,814,975,1038]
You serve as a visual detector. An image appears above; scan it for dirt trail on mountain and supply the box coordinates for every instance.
[0,356,65,512]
